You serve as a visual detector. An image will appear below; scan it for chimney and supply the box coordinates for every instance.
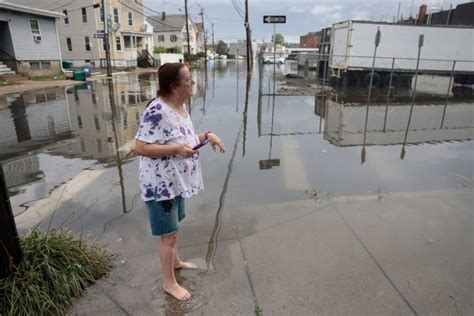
[162,12,166,21]
[418,4,427,25]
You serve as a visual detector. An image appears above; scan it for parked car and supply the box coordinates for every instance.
[263,55,285,64]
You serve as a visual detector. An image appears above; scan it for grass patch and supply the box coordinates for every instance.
[29,73,67,81]
[0,80,17,86]
[0,229,112,316]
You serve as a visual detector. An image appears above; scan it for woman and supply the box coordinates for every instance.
[135,63,225,301]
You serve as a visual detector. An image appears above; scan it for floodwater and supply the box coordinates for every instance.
[1,61,473,228]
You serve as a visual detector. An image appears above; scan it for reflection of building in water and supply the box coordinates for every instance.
[2,155,42,194]
[49,76,158,162]
[323,97,473,147]
[0,87,72,160]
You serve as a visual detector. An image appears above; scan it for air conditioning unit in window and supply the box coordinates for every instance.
[33,35,42,42]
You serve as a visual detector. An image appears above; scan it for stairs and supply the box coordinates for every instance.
[0,61,16,76]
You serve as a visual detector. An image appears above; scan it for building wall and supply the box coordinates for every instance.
[300,32,321,48]
[153,21,197,53]
[0,10,60,61]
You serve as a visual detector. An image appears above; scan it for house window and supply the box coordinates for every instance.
[102,38,107,51]
[30,62,40,69]
[81,7,87,23]
[85,36,91,51]
[170,34,177,42]
[116,37,122,50]
[41,61,51,69]
[29,19,40,36]
[94,114,100,131]
[157,35,164,42]
[100,6,104,22]
[63,10,69,24]
[113,8,119,23]
[77,115,83,128]
[66,37,72,51]
[128,12,133,26]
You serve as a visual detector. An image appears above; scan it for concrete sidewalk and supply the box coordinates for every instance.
[68,189,473,315]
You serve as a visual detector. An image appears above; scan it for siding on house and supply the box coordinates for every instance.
[0,10,60,60]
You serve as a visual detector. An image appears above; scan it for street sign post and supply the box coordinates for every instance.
[263,15,286,23]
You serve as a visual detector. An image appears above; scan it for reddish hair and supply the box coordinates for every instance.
[157,62,186,97]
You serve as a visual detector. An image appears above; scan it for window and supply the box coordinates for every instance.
[29,19,40,36]
[66,37,72,51]
[41,61,51,69]
[85,36,91,51]
[63,9,69,24]
[100,6,104,22]
[170,34,177,42]
[128,12,133,26]
[116,37,121,50]
[113,8,119,23]
[94,115,100,131]
[77,115,83,129]
[30,61,40,69]
[102,38,107,51]
[81,7,87,23]
[157,35,164,42]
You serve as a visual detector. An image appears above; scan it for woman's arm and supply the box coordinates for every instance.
[135,140,196,158]
[197,132,226,153]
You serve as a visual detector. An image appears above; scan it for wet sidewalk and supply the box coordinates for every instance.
[67,188,473,315]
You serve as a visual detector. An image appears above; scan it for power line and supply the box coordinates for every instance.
[118,0,177,28]
[231,0,244,18]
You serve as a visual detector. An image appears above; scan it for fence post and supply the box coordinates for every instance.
[440,60,456,129]
[383,57,396,132]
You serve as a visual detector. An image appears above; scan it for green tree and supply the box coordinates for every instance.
[216,40,228,55]
[272,33,285,45]
[153,46,166,53]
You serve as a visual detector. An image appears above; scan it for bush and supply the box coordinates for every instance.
[153,46,166,54]
[0,229,112,316]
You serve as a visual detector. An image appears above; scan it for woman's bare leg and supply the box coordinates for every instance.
[173,231,197,269]
[160,232,191,300]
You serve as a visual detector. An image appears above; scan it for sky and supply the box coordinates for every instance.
[143,0,471,44]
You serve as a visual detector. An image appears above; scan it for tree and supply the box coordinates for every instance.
[272,33,285,45]
[216,40,228,55]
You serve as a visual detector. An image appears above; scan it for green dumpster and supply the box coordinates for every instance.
[73,70,86,81]
[62,61,73,69]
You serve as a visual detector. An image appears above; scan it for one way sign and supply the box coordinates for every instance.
[263,15,286,23]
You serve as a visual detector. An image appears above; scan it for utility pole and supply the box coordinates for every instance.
[102,0,112,76]
[244,0,251,71]
[199,8,207,61]
[212,22,215,55]
[184,0,191,62]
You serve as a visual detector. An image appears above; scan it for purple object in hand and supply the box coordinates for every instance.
[192,138,211,150]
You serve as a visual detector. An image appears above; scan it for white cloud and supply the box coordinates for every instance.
[290,7,306,14]
[310,4,344,16]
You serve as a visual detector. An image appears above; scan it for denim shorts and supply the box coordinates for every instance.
[145,196,186,237]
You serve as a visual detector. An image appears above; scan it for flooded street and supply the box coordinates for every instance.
[1,61,473,314]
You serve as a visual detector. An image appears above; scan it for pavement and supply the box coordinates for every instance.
[65,188,473,315]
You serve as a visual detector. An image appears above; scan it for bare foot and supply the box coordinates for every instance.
[174,261,198,270]
[163,283,191,301]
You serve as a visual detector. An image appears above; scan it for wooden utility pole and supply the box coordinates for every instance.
[244,0,251,71]
[199,8,207,60]
[212,22,215,55]
[102,0,112,76]
[184,0,191,61]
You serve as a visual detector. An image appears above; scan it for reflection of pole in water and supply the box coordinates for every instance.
[242,72,251,157]
[440,60,456,129]
[10,97,31,143]
[204,123,243,273]
[236,49,239,113]
[212,60,215,99]
[257,64,263,137]
[361,27,381,165]
[401,34,424,160]
[383,58,396,133]
[202,60,208,115]
[107,78,128,213]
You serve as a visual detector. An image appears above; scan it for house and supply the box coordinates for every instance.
[0,1,64,76]
[195,22,205,53]
[228,40,258,57]
[9,0,154,68]
[300,31,321,48]
[147,13,199,54]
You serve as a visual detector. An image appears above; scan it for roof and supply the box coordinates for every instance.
[0,1,64,18]
[195,22,204,33]
[147,14,195,32]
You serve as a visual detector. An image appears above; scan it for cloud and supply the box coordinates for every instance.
[290,7,306,14]
[309,4,343,16]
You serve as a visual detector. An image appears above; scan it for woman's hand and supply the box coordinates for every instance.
[207,133,226,153]
[175,143,197,158]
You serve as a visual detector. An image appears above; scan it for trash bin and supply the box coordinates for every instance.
[83,67,91,78]
[62,61,73,69]
[73,70,86,81]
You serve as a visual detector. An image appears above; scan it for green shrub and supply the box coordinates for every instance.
[153,46,166,54]
[0,229,112,316]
